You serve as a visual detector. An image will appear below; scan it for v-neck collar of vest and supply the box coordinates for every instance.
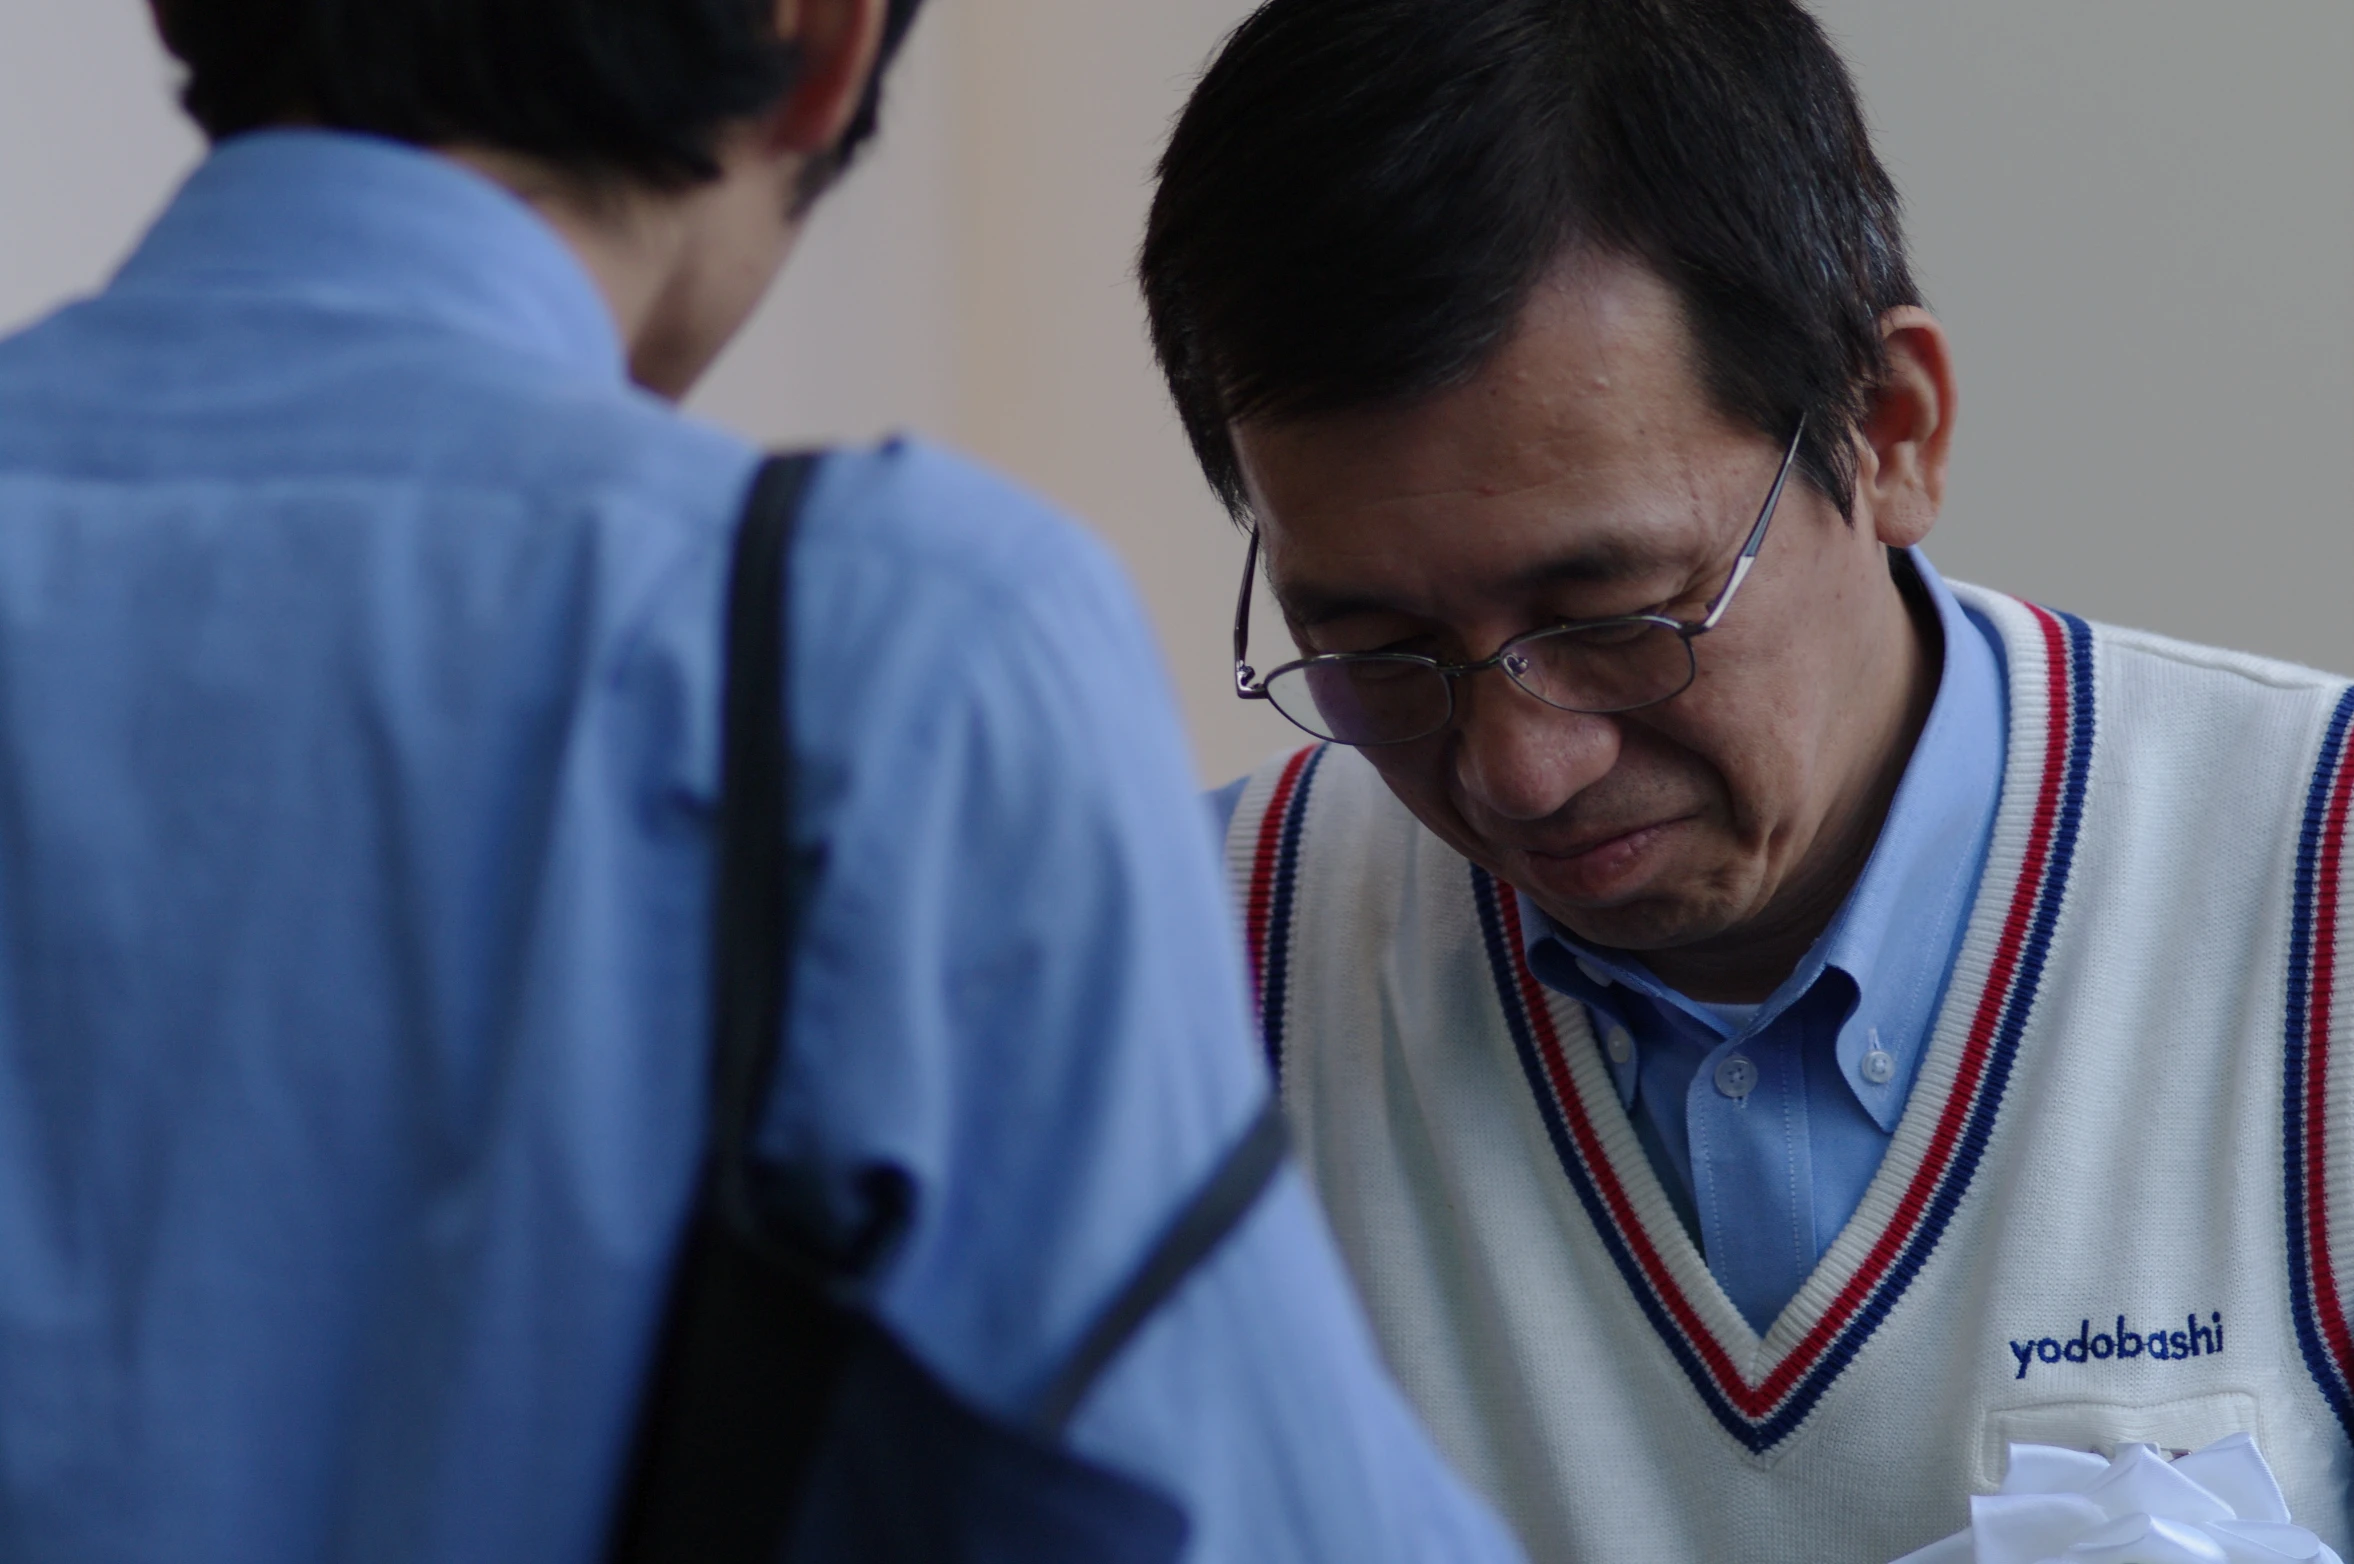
[1471,592,2098,1457]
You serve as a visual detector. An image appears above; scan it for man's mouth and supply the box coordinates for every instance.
[1509,816,1688,903]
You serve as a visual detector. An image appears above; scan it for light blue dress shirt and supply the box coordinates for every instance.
[1210,554,2007,1335]
[0,131,1521,1564]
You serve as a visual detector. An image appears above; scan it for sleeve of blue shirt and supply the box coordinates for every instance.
[1205,774,1250,850]
[768,444,1522,1562]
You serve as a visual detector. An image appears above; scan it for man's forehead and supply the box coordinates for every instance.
[1243,400,1721,614]
[1237,255,1749,622]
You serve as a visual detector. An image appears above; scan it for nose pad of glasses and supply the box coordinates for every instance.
[1502,650,1533,680]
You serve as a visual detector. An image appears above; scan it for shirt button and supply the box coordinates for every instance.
[1576,957,1612,987]
[1861,1048,1896,1085]
[1713,1055,1758,1099]
[1604,1025,1634,1065]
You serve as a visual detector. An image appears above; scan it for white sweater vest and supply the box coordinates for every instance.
[1225,588,2354,1562]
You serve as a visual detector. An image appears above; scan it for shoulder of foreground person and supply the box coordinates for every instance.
[767,438,1525,1560]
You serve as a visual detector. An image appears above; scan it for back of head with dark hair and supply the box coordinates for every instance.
[1139,0,1918,521]
[155,0,927,192]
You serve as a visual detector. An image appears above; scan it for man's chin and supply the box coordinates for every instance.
[1523,891,1737,955]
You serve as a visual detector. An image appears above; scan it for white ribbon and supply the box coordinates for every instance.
[1891,1435,2344,1564]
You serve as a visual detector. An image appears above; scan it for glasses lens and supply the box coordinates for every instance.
[1266,656,1452,745]
[1503,620,1697,714]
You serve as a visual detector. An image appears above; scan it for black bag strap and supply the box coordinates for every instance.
[1030,1097,1288,1434]
[709,456,813,1235]
[608,452,1293,1561]
[608,454,847,1564]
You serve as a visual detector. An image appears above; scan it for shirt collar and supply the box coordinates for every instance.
[108,129,624,383]
[1524,548,2008,1129]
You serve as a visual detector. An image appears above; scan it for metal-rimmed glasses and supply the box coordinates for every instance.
[1233,417,1806,747]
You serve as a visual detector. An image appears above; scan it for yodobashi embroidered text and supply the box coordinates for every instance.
[2008,1315,2223,1380]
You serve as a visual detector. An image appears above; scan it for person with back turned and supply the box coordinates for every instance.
[1141,0,2354,1558]
[0,1,1526,1559]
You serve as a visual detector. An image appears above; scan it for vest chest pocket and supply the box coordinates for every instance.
[1974,1390,2262,1491]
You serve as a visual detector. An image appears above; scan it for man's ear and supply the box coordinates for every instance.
[1855,307,1957,550]
[765,0,890,157]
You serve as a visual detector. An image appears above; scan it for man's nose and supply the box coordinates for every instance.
[1449,670,1621,822]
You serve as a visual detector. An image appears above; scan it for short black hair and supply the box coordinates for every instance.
[1140,0,1917,520]
[155,0,927,191]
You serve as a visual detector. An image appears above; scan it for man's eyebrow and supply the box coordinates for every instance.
[1279,540,1668,629]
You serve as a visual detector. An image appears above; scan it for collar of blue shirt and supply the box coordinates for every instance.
[1522,547,2009,1133]
[109,129,625,385]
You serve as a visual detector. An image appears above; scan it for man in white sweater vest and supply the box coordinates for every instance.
[1141,1,2354,1559]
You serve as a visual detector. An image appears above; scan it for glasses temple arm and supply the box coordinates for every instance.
[1697,414,1806,631]
[1233,529,1267,697]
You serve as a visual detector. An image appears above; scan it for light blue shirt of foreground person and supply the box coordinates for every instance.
[1211,554,2006,1336]
[0,131,1522,1564]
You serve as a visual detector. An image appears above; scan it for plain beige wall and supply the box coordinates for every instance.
[4,2,2348,788]
[0,3,202,329]
[1811,0,2354,682]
